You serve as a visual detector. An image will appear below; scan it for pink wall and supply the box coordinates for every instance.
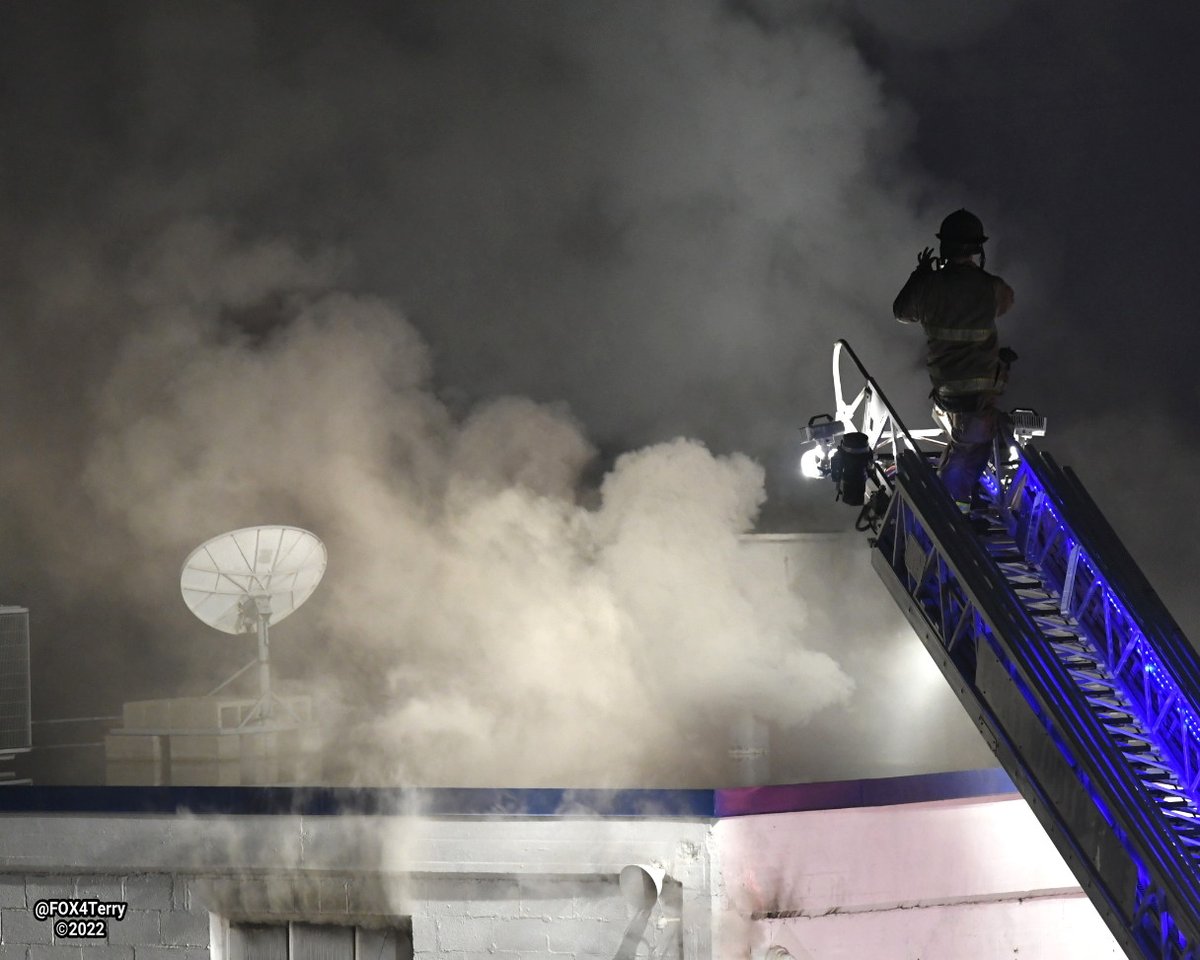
[715,793,1123,959]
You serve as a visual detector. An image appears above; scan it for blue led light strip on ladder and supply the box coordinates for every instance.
[1006,452,1200,804]
[873,446,1200,960]
[1001,447,1200,951]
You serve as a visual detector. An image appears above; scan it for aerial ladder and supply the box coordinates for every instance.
[799,340,1200,960]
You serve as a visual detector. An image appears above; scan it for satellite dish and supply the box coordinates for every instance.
[180,525,326,725]
[181,525,326,635]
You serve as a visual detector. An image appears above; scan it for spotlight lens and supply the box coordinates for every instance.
[799,446,826,479]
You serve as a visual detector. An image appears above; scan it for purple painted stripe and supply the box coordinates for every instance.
[715,768,1015,817]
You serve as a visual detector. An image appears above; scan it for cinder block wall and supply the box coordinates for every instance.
[408,875,657,958]
[0,814,711,959]
[0,873,209,960]
[0,871,669,960]
[196,873,659,959]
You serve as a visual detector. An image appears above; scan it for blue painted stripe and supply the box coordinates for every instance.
[0,772,1016,818]
[0,786,717,818]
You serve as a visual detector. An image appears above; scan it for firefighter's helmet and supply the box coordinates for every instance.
[936,209,987,246]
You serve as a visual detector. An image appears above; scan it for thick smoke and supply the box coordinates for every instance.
[0,0,1030,782]
[18,0,943,454]
[81,223,851,786]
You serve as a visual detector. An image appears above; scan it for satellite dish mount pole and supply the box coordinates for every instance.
[237,595,275,723]
[254,596,273,721]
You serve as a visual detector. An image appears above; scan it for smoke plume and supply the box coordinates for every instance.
[0,0,1038,782]
[78,225,850,785]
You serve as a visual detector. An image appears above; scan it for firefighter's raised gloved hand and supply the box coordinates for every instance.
[998,346,1019,364]
[916,246,937,273]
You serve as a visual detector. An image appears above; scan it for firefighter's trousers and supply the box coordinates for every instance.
[935,392,1005,505]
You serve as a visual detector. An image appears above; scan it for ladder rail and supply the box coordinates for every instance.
[1010,449,1200,816]
[1023,449,1200,732]
[879,449,1200,958]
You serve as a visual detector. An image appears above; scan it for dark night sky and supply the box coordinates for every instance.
[856,1,1200,623]
[2,0,1200,783]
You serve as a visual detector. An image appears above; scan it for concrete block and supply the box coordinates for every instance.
[168,761,239,787]
[158,912,208,948]
[490,918,552,953]
[132,948,209,960]
[75,948,132,960]
[57,949,130,960]
[25,879,74,905]
[262,879,304,918]
[170,879,190,913]
[415,898,459,919]
[470,899,524,922]
[409,915,436,956]
[183,879,226,917]
[0,944,27,960]
[106,911,160,947]
[344,877,391,917]
[411,876,483,916]
[458,954,528,960]
[218,880,275,919]
[570,891,628,923]
[0,878,24,908]
[123,876,172,912]
[73,877,124,901]
[517,894,572,920]
[105,761,165,787]
[169,735,240,763]
[316,878,348,915]
[191,877,304,919]
[547,918,615,953]
[433,918,469,953]
[429,878,519,921]
[104,736,163,763]
[437,917,552,954]
[26,948,82,960]
[291,880,321,917]
[1,908,53,944]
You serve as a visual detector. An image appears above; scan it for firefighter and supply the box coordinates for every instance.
[893,209,1016,513]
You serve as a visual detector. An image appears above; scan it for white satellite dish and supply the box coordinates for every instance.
[180,525,326,725]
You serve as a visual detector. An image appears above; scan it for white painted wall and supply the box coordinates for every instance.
[714,794,1123,959]
[0,789,1124,959]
